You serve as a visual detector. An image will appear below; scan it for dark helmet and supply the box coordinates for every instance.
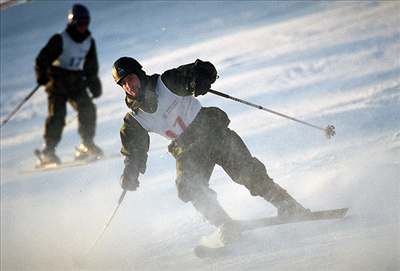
[112,57,145,85]
[68,4,90,26]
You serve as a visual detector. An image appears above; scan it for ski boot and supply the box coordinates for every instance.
[194,220,242,258]
[75,141,104,162]
[35,147,61,168]
[276,197,311,219]
[217,221,242,245]
[264,184,311,219]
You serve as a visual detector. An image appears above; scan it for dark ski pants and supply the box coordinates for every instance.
[169,125,278,227]
[44,90,96,149]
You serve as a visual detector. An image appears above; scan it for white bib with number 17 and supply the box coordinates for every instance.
[132,76,201,140]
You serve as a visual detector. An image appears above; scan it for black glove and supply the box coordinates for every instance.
[37,73,49,86]
[193,59,217,97]
[87,76,102,98]
[120,163,140,191]
[193,76,212,97]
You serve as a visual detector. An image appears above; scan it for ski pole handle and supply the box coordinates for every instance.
[209,89,336,139]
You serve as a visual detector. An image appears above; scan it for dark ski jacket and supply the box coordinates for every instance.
[120,60,229,174]
[35,25,101,97]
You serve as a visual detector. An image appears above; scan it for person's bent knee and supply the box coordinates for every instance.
[176,177,214,203]
[79,101,96,115]
[176,178,195,203]
[47,110,66,126]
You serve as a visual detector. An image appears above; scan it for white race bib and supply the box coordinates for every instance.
[132,77,201,140]
[52,31,91,71]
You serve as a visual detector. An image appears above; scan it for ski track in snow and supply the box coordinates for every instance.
[1,1,399,271]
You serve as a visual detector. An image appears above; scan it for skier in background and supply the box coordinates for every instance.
[35,3,103,166]
[112,57,310,244]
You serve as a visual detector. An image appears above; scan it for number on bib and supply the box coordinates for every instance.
[165,116,188,139]
[69,57,84,68]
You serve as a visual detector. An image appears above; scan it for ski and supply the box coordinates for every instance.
[194,207,349,258]
[238,207,348,231]
[20,151,121,174]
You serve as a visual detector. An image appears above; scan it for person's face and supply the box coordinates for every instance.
[120,74,141,98]
[76,19,89,34]
[76,24,88,33]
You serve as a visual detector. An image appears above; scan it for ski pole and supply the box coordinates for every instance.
[81,190,127,260]
[1,85,40,127]
[65,114,78,126]
[209,89,336,139]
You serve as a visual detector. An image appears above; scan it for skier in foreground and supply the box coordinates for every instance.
[112,57,310,245]
[35,3,103,166]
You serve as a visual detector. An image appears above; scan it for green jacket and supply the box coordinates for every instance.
[120,59,228,173]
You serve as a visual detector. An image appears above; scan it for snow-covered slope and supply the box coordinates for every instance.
[1,1,399,270]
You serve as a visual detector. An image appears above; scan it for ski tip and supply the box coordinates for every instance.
[312,207,350,220]
[194,244,233,258]
[341,207,349,216]
[333,207,349,214]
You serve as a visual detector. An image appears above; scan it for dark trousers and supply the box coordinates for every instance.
[169,108,276,227]
[44,89,96,149]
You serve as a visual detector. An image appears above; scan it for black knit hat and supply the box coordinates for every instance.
[68,4,90,26]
